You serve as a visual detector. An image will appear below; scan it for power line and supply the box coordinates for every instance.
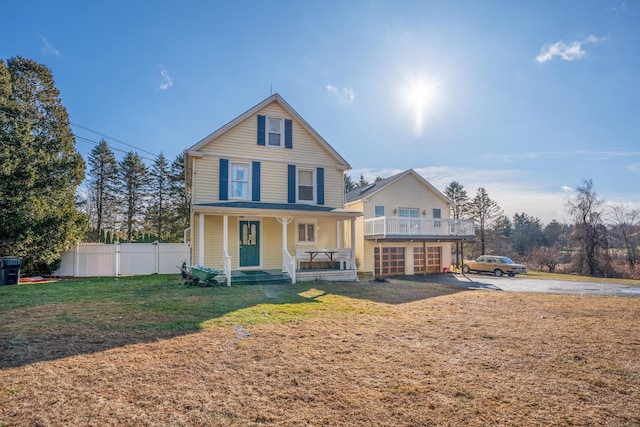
[1,106,163,162]
[70,122,159,159]
[74,135,158,163]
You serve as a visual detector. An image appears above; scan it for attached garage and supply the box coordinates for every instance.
[374,247,405,276]
[373,244,444,277]
[413,246,442,273]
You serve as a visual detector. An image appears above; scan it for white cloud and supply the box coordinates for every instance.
[40,35,60,56]
[157,65,173,90]
[326,84,356,104]
[536,35,602,63]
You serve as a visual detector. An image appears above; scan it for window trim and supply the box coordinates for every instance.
[374,205,385,217]
[432,208,442,227]
[296,167,316,204]
[296,219,318,244]
[266,116,284,148]
[229,161,250,200]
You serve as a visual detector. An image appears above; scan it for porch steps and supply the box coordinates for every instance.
[221,270,291,285]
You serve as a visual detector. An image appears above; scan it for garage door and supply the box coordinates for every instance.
[413,246,442,274]
[374,247,405,276]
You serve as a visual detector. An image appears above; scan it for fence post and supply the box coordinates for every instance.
[115,242,120,276]
[154,241,159,274]
[74,243,80,277]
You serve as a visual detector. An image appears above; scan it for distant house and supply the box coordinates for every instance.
[184,94,361,284]
[344,170,475,277]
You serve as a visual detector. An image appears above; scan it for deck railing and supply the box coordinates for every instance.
[364,217,475,239]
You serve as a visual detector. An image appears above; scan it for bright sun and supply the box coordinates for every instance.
[401,75,442,135]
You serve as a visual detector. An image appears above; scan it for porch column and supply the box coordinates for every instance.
[336,220,342,248]
[350,218,356,270]
[223,215,228,254]
[198,213,205,265]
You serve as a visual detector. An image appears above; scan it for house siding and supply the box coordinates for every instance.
[345,172,454,276]
[192,103,344,207]
[364,174,450,219]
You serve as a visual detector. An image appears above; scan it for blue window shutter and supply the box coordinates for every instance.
[285,119,293,149]
[257,115,265,146]
[219,159,229,200]
[287,165,296,203]
[317,167,324,205]
[252,161,261,201]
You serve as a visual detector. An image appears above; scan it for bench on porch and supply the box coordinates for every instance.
[295,248,353,271]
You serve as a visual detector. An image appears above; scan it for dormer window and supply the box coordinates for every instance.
[258,115,293,149]
[267,117,283,147]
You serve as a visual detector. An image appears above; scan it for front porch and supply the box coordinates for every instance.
[192,202,361,285]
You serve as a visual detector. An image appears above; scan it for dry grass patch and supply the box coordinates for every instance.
[1,279,639,426]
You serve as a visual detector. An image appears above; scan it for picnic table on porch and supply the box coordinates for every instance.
[304,249,339,263]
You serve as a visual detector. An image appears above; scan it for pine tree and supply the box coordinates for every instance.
[87,139,118,242]
[468,187,503,256]
[444,181,470,266]
[0,57,86,275]
[118,151,149,242]
[167,153,190,242]
[148,152,169,242]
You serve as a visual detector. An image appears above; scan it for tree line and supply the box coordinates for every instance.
[1,56,189,276]
[81,141,189,245]
[348,174,639,279]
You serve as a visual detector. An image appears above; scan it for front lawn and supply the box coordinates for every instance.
[1,275,639,426]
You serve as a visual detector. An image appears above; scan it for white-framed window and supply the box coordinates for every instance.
[296,220,317,244]
[267,117,284,147]
[433,208,442,227]
[230,162,250,200]
[374,205,385,217]
[399,207,420,234]
[297,168,315,203]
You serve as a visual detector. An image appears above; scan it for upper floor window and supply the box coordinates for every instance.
[267,117,283,147]
[298,168,315,203]
[374,205,385,217]
[398,208,419,218]
[433,208,442,227]
[231,162,249,199]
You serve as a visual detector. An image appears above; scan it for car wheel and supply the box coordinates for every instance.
[462,264,470,274]
[508,272,515,277]
[494,269,503,277]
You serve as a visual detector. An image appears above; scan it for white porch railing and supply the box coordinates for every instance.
[282,249,297,284]
[364,217,475,239]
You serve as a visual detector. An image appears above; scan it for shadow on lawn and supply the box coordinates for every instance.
[0,274,472,369]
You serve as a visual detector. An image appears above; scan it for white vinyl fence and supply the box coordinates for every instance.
[54,242,191,277]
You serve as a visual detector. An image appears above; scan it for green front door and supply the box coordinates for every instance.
[239,220,260,268]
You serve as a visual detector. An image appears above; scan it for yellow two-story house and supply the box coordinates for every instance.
[184,94,361,284]
[345,169,475,277]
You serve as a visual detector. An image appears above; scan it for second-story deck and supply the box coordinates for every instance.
[364,216,475,241]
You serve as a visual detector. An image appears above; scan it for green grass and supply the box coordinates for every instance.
[0,275,406,337]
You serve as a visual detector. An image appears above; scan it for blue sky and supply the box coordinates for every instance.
[2,0,639,224]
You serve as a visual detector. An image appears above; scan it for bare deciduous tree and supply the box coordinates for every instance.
[608,204,639,269]
[567,179,610,276]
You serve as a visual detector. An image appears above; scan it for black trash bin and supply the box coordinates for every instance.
[0,257,22,286]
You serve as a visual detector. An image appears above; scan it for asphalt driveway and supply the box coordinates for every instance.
[404,272,640,296]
